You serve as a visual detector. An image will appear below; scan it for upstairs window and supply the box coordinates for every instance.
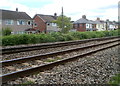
[47,23,50,26]
[51,23,57,26]
[5,20,14,25]
[17,20,26,25]
[34,23,37,27]
[27,21,31,25]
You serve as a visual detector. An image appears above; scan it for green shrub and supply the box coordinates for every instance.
[2,27,12,36]
[2,35,16,46]
[37,33,55,43]
[94,31,106,38]
[85,31,97,38]
[69,32,83,40]
[50,32,66,41]
[63,34,74,41]
[28,34,40,44]
[2,30,119,46]
[109,73,120,86]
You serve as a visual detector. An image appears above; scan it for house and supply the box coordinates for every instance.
[95,18,106,31]
[33,13,60,33]
[113,21,118,29]
[96,18,118,31]
[0,9,34,34]
[73,15,97,32]
[106,19,118,30]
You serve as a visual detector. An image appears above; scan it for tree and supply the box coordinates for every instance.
[2,27,12,36]
[53,15,73,33]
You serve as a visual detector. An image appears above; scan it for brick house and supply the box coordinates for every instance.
[73,15,97,32]
[0,9,35,34]
[33,13,60,33]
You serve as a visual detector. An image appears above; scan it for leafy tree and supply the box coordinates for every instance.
[2,27,12,36]
[53,15,73,33]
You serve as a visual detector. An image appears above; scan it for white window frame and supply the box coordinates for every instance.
[51,23,57,26]
[34,23,37,27]
[5,20,14,25]
[17,20,26,25]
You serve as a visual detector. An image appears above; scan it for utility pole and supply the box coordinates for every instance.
[61,7,64,33]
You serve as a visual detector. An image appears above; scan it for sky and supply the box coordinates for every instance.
[0,0,119,21]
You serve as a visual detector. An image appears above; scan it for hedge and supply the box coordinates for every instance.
[108,73,120,85]
[2,30,119,46]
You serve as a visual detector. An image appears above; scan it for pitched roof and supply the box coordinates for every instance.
[89,20,97,24]
[0,9,32,20]
[36,14,57,22]
[73,18,95,24]
[100,20,106,24]
[95,20,102,24]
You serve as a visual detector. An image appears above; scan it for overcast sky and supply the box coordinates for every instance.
[0,0,119,21]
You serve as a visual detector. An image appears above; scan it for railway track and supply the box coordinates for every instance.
[1,36,119,55]
[1,36,120,83]
[1,36,119,61]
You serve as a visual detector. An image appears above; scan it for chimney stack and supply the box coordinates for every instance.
[106,19,109,21]
[16,8,18,12]
[54,13,57,16]
[82,15,86,19]
[54,13,57,19]
[97,17,100,20]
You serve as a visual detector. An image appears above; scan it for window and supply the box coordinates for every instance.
[5,20,14,25]
[86,24,89,28]
[27,21,31,25]
[17,20,26,25]
[34,23,37,27]
[52,23,57,26]
[47,23,50,26]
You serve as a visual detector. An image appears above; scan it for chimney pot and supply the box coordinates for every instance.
[106,19,109,21]
[16,8,18,12]
[97,17,100,20]
[82,15,86,19]
[54,13,57,19]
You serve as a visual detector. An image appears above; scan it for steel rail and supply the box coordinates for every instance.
[1,36,119,54]
[1,39,120,66]
[1,41,119,83]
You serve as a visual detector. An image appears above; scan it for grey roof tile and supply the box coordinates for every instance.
[73,18,95,24]
[0,9,32,20]
[36,14,57,22]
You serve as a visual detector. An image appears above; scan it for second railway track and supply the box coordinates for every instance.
[1,36,120,61]
[1,36,119,55]
[1,36,120,83]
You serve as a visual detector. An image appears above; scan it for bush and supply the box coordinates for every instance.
[109,73,120,86]
[2,35,17,46]
[63,34,74,41]
[2,30,119,46]
[2,27,12,36]
[50,32,66,41]
[36,33,55,43]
